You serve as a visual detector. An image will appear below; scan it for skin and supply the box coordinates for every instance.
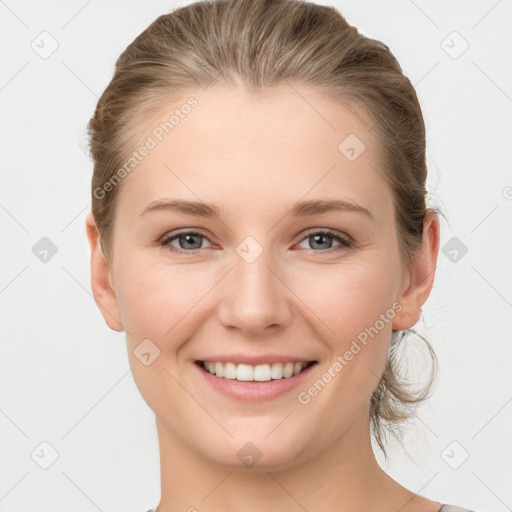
[86,83,441,512]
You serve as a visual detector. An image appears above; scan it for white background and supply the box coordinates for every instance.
[0,1,511,511]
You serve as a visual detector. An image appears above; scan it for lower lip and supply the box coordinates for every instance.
[194,361,317,402]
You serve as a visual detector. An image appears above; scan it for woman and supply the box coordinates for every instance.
[85,0,479,510]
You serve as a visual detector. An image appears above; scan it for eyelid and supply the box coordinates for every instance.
[159,227,211,241]
[299,227,353,244]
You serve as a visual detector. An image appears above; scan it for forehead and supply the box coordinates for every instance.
[116,83,393,224]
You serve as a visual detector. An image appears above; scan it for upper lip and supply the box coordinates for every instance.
[195,354,318,365]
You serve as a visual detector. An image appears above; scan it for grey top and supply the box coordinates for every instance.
[145,504,478,512]
[439,507,477,512]
[440,506,477,512]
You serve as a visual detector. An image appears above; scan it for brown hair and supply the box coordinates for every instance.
[88,0,443,456]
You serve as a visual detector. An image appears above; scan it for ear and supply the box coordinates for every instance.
[392,210,440,331]
[85,212,124,332]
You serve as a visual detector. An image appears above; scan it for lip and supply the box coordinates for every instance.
[193,360,318,402]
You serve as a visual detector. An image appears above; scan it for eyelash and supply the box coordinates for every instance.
[159,228,353,255]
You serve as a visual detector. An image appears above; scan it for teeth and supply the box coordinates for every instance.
[202,361,310,381]
[214,362,224,377]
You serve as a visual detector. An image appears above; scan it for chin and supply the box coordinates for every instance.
[196,434,314,473]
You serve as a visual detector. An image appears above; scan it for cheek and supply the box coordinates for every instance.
[114,253,215,345]
[301,257,399,342]
[302,257,399,397]
[292,266,397,417]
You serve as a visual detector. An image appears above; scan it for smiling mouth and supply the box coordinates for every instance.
[195,360,318,382]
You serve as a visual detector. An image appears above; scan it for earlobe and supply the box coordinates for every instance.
[85,212,124,332]
[392,211,440,331]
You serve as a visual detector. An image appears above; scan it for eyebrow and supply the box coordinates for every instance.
[140,198,373,220]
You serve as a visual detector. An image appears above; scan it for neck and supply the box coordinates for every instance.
[154,409,419,512]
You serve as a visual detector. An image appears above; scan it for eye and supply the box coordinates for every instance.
[159,228,353,255]
[296,229,353,252]
[160,231,213,254]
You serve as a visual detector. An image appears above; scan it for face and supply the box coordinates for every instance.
[88,83,431,471]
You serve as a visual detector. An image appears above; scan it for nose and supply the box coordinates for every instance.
[216,247,293,336]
